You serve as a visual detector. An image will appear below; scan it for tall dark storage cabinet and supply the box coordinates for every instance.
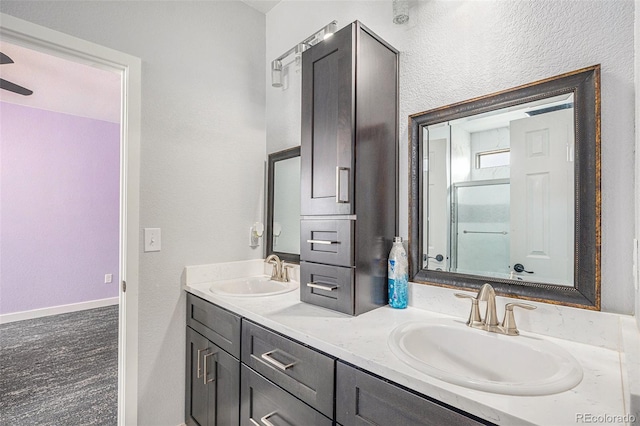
[300,21,398,315]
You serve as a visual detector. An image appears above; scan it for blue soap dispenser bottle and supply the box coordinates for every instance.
[388,237,408,309]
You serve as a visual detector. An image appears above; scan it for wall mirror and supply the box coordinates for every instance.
[266,146,301,262]
[409,65,600,309]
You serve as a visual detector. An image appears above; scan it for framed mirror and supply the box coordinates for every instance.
[409,65,600,310]
[266,146,301,263]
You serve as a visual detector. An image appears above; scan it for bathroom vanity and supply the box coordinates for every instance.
[186,291,486,426]
[184,260,639,426]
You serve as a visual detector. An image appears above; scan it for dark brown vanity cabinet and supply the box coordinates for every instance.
[186,294,241,426]
[336,362,491,426]
[186,294,493,426]
[300,21,398,315]
[186,294,335,426]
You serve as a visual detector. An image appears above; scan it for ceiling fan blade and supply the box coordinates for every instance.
[0,78,33,96]
[0,52,14,65]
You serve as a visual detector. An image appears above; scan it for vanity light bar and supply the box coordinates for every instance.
[271,20,338,88]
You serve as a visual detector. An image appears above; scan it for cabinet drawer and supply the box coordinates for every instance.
[240,365,332,426]
[241,320,335,418]
[187,293,241,358]
[301,219,354,266]
[300,261,354,315]
[336,362,490,426]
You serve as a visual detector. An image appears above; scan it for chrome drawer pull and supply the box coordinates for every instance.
[249,419,260,426]
[306,239,339,245]
[196,347,207,378]
[336,166,349,203]
[203,352,216,384]
[307,282,338,291]
[261,411,278,426]
[260,349,296,371]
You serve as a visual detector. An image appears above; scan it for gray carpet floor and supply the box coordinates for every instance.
[0,305,118,425]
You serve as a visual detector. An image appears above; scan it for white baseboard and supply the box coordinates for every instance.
[0,297,119,324]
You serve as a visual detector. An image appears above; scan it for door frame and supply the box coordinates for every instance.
[0,13,141,425]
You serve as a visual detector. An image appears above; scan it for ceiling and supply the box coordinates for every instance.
[241,1,281,14]
[0,41,121,123]
[0,1,279,123]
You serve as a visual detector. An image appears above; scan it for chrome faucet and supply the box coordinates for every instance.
[264,254,293,282]
[477,283,500,332]
[455,283,536,336]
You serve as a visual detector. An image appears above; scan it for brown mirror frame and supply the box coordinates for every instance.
[408,65,601,310]
[266,146,301,263]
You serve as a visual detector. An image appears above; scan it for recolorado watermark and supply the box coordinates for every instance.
[576,413,637,423]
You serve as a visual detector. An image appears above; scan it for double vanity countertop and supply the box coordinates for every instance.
[183,260,640,426]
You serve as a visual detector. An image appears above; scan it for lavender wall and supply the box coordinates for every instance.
[0,102,120,314]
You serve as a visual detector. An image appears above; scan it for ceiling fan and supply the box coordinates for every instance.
[1,52,33,96]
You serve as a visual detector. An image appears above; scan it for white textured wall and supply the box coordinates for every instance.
[266,0,636,314]
[0,1,266,424]
[635,0,640,330]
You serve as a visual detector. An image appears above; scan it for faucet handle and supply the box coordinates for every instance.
[282,264,294,282]
[501,302,536,336]
[455,293,482,326]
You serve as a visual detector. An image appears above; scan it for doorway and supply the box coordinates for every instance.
[0,13,141,425]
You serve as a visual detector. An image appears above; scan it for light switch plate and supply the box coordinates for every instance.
[144,228,161,252]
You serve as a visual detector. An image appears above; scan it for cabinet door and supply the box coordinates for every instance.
[186,328,240,426]
[211,345,240,426]
[187,328,211,426]
[336,362,490,426]
[301,23,354,216]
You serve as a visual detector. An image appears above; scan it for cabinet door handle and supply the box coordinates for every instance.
[249,419,260,426]
[260,349,296,371]
[307,282,338,291]
[196,347,207,379]
[203,351,216,384]
[336,166,350,203]
[306,239,339,245]
[260,411,278,426]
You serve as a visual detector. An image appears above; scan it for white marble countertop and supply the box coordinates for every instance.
[183,260,639,426]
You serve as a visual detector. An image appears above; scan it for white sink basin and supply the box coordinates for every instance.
[208,276,298,297]
[388,319,583,395]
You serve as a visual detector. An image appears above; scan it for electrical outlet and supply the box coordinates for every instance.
[104,274,113,284]
[144,228,161,252]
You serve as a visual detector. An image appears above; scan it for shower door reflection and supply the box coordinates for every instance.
[452,180,510,278]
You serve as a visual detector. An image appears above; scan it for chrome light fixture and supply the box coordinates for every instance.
[271,20,338,88]
[271,60,283,88]
[323,21,338,39]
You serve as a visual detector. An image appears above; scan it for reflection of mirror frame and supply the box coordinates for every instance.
[266,146,301,263]
[408,65,600,310]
